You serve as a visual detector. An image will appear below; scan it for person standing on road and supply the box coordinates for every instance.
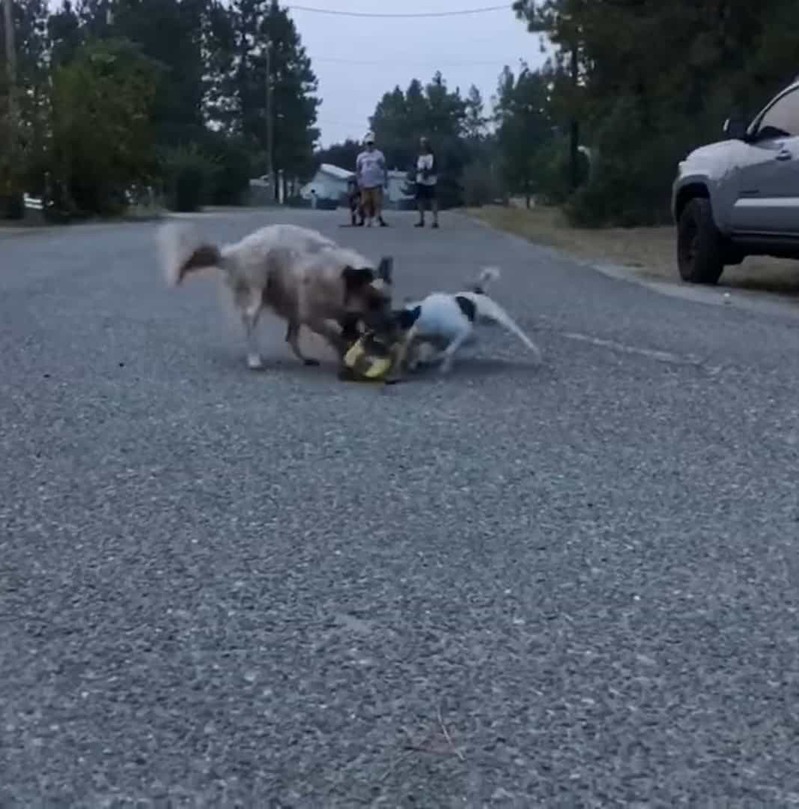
[355,132,388,228]
[414,136,439,229]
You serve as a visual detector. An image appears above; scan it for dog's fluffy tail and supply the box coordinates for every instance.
[469,266,500,294]
[471,293,542,364]
[156,222,222,287]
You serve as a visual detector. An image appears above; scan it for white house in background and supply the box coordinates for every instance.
[301,163,415,207]
[385,170,413,205]
[300,163,354,202]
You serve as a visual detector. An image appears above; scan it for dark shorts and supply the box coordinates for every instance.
[416,183,436,201]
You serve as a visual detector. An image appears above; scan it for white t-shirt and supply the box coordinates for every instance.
[356,149,387,189]
[416,153,437,185]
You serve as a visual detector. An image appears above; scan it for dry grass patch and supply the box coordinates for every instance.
[469,205,799,297]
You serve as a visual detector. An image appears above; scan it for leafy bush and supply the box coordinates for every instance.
[0,193,25,220]
[160,144,216,212]
[201,133,252,206]
[47,38,160,218]
[532,138,590,207]
[0,128,25,220]
[462,161,503,207]
[564,98,686,227]
[283,195,311,208]
[436,176,464,210]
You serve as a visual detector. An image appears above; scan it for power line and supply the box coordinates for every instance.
[313,55,512,67]
[316,116,369,130]
[286,4,508,19]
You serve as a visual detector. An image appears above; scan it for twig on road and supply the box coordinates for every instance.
[379,710,465,784]
[437,704,465,762]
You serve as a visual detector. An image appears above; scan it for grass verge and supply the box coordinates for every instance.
[469,205,799,297]
[0,202,165,228]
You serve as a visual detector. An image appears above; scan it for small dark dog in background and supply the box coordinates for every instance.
[347,178,364,227]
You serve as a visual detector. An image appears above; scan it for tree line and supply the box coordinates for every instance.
[2,0,796,226]
[0,0,318,218]
[314,66,582,214]
[319,0,797,226]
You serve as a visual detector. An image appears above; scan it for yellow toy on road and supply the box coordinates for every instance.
[339,331,396,383]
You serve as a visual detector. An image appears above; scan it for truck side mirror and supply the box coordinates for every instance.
[723,115,748,140]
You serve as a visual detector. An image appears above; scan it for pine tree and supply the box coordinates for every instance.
[494,65,555,207]
[464,85,487,144]
[225,0,319,192]
[107,0,208,145]
[370,73,470,208]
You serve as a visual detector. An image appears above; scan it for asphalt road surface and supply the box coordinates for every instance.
[2,209,799,807]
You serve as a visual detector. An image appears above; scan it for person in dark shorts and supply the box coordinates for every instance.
[414,136,438,229]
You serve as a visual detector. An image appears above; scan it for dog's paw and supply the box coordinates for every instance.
[438,359,453,375]
[246,353,264,371]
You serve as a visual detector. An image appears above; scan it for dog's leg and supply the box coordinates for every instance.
[285,321,320,366]
[386,324,421,381]
[408,339,439,371]
[306,318,347,357]
[240,290,264,370]
[406,341,421,372]
[436,325,473,375]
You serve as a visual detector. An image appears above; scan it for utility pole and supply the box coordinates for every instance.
[2,0,16,128]
[265,40,274,200]
[569,42,579,192]
[2,0,19,214]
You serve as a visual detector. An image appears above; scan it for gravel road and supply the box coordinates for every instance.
[2,209,798,807]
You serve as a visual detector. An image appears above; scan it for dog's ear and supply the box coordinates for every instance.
[396,305,421,331]
[341,265,376,293]
[376,256,393,284]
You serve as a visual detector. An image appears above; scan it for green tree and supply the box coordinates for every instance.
[314,138,361,172]
[47,1,84,68]
[104,0,208,146]
[511,0,799,225]
[370,83,416,169]
[47,38,160,216]
[202,0,238,131]
[370,72,469,208]
[463,85,488,144]
[494,65,556,207]
[12,0,49,85]
[1,0,50,214]
[225,0,320,196]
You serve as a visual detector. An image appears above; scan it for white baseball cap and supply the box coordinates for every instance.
[364,131,375,144]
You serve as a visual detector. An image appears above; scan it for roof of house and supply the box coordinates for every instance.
[318,163,354,181]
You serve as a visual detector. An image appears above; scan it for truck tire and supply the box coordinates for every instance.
[677,197,725,285]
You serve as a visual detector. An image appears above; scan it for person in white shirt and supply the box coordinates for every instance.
[355,132,388,227]
[414,136,438,229]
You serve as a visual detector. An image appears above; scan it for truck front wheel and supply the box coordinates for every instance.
[677,198,725,285]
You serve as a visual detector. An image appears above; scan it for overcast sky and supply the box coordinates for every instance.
[44,0,546,147]
[286,1,547,147]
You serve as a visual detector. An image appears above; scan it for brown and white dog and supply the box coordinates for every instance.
[156,222,393,370]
